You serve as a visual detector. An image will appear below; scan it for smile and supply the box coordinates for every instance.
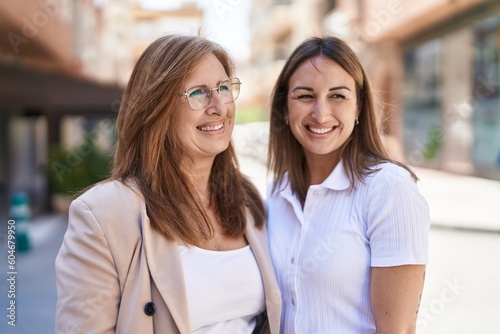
[197,123,224,131]
[307,126,335,134]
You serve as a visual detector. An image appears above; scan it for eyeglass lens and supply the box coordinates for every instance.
[186,78,241,109]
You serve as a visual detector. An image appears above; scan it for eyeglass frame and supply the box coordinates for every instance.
[180,77,242,110]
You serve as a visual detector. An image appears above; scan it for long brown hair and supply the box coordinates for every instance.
[112,34,264,243]
[268,36,417,202]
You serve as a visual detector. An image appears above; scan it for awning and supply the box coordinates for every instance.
[0,62,123,116]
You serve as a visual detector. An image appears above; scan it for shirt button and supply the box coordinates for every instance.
[291,257,295,264]
[313,190,319,196]
[291,298,295,306]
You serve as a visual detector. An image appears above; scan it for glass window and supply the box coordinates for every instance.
[472,15,500,178]
[403,39,443,167]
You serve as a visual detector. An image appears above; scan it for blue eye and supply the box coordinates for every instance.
[219,84,230,92]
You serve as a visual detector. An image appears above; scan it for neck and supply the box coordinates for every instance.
[305,152,340,186]
[182,156,215,202]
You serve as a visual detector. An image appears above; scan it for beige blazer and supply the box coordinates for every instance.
[55,180,282,334]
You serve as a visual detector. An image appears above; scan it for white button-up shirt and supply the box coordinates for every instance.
[267,162,430,333]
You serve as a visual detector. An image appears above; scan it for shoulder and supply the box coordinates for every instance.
[75,179,142,209]
[365,162,416,187]
[70,179,145,229]
[358,162,423,204]
[362,162,429,217]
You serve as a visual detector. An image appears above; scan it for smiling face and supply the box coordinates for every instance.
[287,56,358,167]
[178,53,235,164]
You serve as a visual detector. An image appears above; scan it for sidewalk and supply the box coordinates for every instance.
[415,167,500,232]
[233,122,500,233]
[0,214,67,334]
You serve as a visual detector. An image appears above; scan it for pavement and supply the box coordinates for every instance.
[0,122,498,333]
[0,214,67,334]
[414,167,500,232]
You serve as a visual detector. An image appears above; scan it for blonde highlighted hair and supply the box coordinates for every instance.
[112,34,264,243]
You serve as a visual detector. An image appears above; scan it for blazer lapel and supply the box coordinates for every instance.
[141,211,190,333]
[245,211,282,334]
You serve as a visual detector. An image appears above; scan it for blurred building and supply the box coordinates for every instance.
[250,0,500,180]
[0,0,204,218]
[132,2,203,61]
[0,0,123,217]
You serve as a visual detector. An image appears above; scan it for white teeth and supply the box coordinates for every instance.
[199,123,223,131]
[308,126,333,134]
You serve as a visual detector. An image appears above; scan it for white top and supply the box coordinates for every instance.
[267,162,430,334]
[179,244,266,333]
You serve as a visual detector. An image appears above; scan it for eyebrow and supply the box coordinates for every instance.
[329,86,351,92]
[292,85,352,92]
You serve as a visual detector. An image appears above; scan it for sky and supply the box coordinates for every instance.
[139,0,252,62]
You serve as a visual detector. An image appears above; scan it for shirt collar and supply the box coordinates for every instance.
[321,160,351,191]
[277,160,351,197]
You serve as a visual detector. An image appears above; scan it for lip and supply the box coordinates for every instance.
[305,124,338,136]
[197,121,225,133]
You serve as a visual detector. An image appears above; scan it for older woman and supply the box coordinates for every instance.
[55,34,281,333]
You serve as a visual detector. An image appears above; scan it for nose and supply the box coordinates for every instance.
[205,89,227,116]
[311,98,330,123]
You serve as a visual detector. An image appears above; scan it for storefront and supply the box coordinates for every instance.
[403,10,500,180]
[0,62,122,217]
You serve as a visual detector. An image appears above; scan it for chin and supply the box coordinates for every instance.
[211,143,231,156]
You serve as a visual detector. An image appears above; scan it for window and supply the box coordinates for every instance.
[472,15,500,177]
[403,39,443,167]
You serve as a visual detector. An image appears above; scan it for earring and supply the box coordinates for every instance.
[355,117,359,125]
[285,118,289,125]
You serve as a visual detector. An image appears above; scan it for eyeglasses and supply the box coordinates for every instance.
[181,77,242,110]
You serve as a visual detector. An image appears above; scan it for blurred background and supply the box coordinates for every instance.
[0,0,499,333]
